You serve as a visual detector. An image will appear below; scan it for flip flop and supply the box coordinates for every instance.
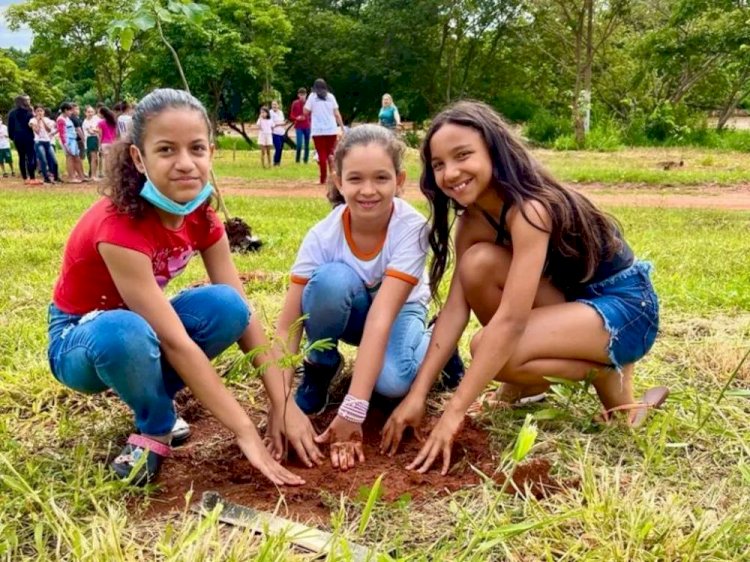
[597,386,670,428]
[467,387,547,417]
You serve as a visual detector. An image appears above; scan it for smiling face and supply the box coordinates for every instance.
[271,100,279,111]
[335,143,405,222]
[130,107,213,204]
[428,123,497,209]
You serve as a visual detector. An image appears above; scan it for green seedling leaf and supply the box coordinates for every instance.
[358,473,384,535]
[511,414,538,463]
[543,376,579,387]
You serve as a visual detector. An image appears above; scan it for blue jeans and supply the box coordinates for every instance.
[295,128,310,163]
[35,141,59,180]
[47,285,250,436]
[272,133,285,165]
[302,262,430,398]
[574,261,659,371]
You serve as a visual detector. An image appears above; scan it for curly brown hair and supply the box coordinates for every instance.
[97,88,214,219]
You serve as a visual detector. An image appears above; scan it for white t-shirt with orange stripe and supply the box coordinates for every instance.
[290,198,430,307]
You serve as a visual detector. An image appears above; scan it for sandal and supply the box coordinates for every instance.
[170,415,191,445]
[597,386,670,428]
[110,434,171,485]
[467,387,547,417]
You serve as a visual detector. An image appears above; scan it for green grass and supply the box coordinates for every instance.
[207,145,750,188]
[1,191,749,560]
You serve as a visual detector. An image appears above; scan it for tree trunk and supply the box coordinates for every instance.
[572,3,586,147]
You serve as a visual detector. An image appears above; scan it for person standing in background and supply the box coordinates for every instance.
[0,116,16,178]
[7,95,40,184]
[304,78,345,184]
[29,105,61,184]
[290,88,311,164]
[82,106,101,179]
[269,100,285,166]
[378,94,401,131]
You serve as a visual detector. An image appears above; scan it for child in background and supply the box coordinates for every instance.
[56,102,85,183]
[82,106,101,179]
[0,116,15,178]
[380,101,667,474]
[29,105,61,184]
[97,106,117,176]
[304,78,345,184]
[269,100,286,166]
[274,125,463,471]
[116,101,134,138]
[256,106,273,169]
[48,89,319,485]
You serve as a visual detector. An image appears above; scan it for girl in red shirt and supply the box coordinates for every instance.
[48,89,322,486]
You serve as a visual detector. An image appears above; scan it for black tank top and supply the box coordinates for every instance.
[481,204,634,294]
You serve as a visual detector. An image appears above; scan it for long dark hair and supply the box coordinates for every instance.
[420,100,623,298]
[312,78,328,101]
[328,124,405,206]
[98,106,116,128]
[99,88,213,218]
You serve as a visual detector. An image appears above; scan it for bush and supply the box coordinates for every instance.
[401,130,421,149]
[524,111,573,145]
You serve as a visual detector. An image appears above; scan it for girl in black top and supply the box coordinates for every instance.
[380,101,667,473]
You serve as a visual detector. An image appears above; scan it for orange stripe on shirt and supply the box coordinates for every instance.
[290,274,309,285]
[385,269,418,286]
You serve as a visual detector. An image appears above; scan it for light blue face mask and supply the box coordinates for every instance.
[135,149,214,216]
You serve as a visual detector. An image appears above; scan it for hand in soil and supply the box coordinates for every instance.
[314,415,365,471]
[380,392,426,457]
[266,401,323,467]
[407,410,464,475]
[236,432,305,486]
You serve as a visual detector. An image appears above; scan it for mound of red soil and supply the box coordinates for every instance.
[147,399,565,523]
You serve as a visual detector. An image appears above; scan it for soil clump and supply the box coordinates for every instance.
[147,398,568,523]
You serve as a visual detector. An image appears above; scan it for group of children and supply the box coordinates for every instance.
[48,88,667,487]
[2,96,135,184]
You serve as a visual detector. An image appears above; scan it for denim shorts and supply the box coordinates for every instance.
[574,261,659,371]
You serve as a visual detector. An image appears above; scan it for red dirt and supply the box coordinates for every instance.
[145,398,566,523]
[7,178,750,209]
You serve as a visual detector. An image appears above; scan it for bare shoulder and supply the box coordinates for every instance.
[507,199,552,232]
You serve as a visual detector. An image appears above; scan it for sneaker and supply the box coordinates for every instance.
[295,352,343,415]
[170,415,191,445]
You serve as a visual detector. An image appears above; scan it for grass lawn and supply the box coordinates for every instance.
[208,145,750,187]
[1,190,749,560]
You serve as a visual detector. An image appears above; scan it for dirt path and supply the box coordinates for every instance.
[6,178,750,210]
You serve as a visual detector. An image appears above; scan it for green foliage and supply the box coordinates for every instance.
[525,111,573,145]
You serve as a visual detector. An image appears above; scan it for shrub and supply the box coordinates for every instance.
[524,111,573,145]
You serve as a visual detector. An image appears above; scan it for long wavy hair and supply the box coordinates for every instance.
[99,88,213,219]
[328,124,405,207]
[420,100,623,299]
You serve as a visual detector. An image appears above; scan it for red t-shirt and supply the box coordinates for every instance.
[53,198,225,314]
[290,99,311,130]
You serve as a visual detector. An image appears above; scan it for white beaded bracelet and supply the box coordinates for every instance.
[337,394,369,424]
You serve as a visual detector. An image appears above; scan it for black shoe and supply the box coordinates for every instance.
[295,352,343,415]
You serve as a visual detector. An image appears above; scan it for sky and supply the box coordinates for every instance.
[0,0,33,51]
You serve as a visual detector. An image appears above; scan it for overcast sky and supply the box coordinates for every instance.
[0,1,33,51]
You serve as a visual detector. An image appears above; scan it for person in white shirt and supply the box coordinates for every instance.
[273,125,464,470]
[256,106,274,168]
[304,78,345,184]
[269,100,286,166]
[29,106,61,183]
[0,117,15,178]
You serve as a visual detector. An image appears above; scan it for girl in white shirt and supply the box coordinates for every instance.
[273,125,463,470]
[256,106,273,168]
[29,106,61,183]
[304,78,345,184]
[269,100,285,166]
